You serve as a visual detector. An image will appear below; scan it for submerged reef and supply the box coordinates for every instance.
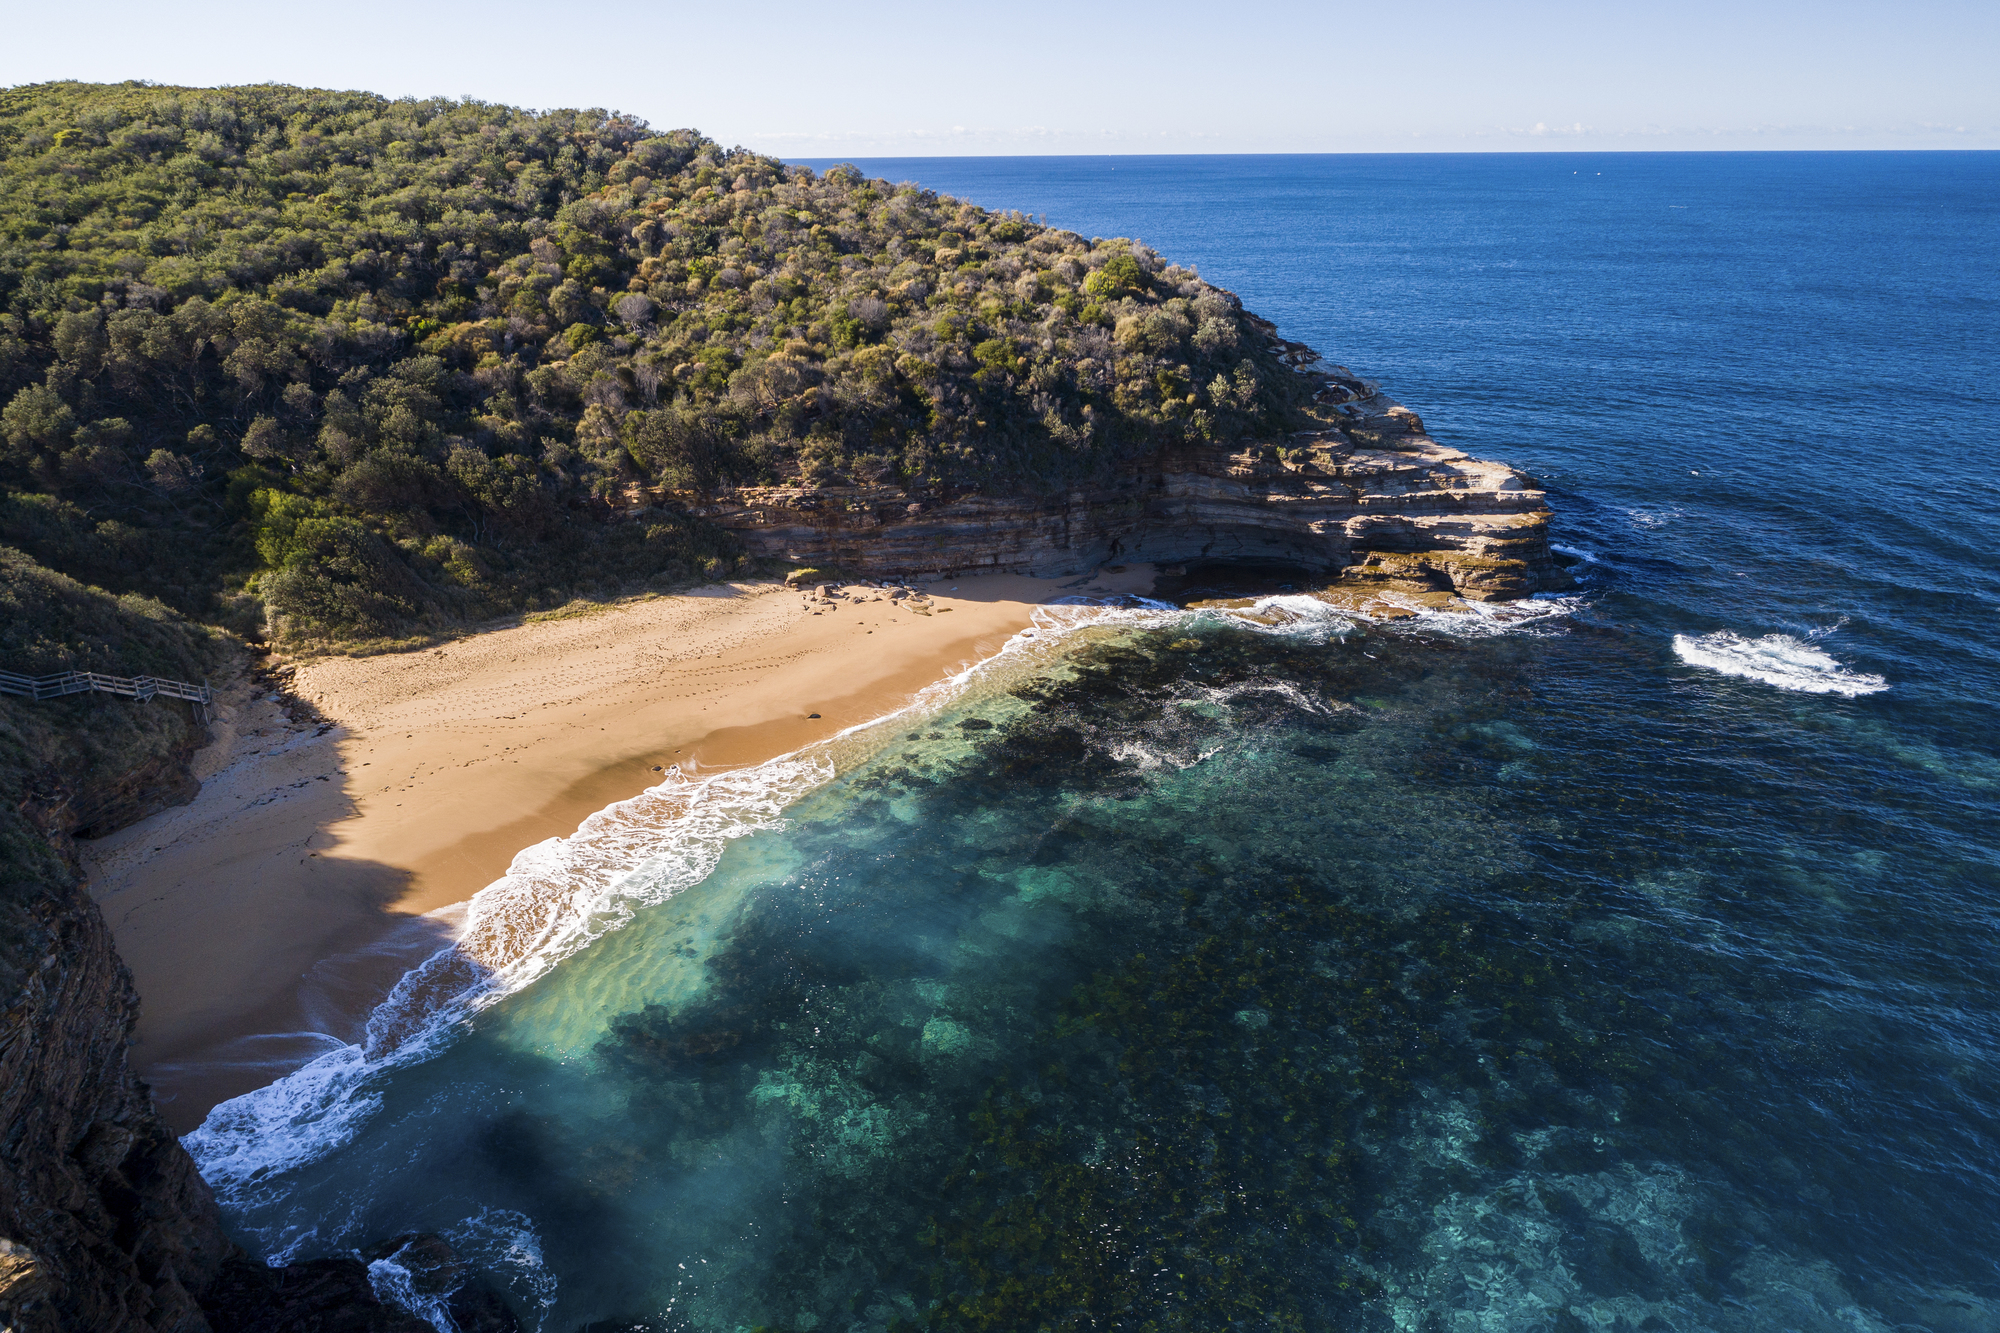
[573,626,1614,1331]
[193,603,2000,1332]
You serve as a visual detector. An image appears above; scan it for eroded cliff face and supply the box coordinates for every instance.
[0,698,514,1333]
[665,340,1568,600]
[0,727,231,1333]
[0,884,231,1333]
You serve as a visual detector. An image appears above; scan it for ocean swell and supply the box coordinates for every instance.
[183,586,1591,1295]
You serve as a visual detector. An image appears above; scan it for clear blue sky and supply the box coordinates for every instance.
[5,0,1995,154]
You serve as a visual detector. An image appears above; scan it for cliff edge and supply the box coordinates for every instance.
[673,330,1568,600]
[0,552,459,1332]
[0,720,231,1332]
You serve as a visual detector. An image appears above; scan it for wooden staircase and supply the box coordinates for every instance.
[0,668,213,719]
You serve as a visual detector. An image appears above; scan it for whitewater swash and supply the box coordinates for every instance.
[182,583,1585,1204]
[132,555,1896,1288]
[174,581,1577,1267]
[91,545,1912,1331]
[85,566,1154,1126]
[158,558,1965,1333]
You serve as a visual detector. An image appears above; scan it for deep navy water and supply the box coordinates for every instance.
[191,154,2000,1332]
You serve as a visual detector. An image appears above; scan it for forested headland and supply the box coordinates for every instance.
[1,81,1312,649]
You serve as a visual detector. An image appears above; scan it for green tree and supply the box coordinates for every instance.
[0,81,1306,648]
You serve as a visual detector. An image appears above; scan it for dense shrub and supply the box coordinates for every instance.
[0,81,1308,646]
[0,544,224,990]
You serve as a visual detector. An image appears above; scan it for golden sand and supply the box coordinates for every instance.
[83,567,1157,1129]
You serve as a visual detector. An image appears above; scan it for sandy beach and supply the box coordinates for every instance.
[83,568,1157,1131]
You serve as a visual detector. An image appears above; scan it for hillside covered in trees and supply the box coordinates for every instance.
[0,81,1312,648]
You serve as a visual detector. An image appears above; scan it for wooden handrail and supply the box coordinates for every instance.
[0,668,212,709]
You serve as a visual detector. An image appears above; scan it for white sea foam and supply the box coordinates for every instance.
[1355,590,1590,638]
[1228,593,1359,643]
[453,1207,553,1282]
[1110,740,1167,770]
[1033,594,1182,631]
[1551,542,1600,565]
[1627,505,1686,529]
[366,1207,559,1333]
[1035,586,1585,645]
[185,596,1171,1209]
[1039,590,1357,645]
[185,755,836,1205]
[1194,676,1338,718]
[441,1208,559,1329]
[1673,630,1889,696]
[366,1249,450,1331]
[185,587,1582,1217]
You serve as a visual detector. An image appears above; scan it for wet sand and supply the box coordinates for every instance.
[83,569,1157,1131]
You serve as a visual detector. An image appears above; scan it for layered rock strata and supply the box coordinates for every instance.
[667,342,1568,600]
[0,751,231,1332]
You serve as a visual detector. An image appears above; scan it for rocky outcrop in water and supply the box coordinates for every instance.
[666,338,1568,600]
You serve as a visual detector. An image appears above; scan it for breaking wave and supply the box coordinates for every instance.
[1354,590,1591,638]
[1224,593,1359,643]
[1674,629,1889,696]
[182,583,1594,1281]
[366,1208,558,1333]
[184,755,836,1209]
[183,596,1182,1215]
[1551,542,1601,565]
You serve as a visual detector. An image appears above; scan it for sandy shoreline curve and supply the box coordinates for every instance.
[84,566,1159,1132]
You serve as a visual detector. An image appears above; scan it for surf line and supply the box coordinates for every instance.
[181,598,1176,1207]
[186,588,1545,1206]
[1673,629,1889,697]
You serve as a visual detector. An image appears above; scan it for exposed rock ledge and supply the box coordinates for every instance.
[646,338,1569,600]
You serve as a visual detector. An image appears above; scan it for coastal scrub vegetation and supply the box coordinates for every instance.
[0,546,222,992]
[0,81,1309,647]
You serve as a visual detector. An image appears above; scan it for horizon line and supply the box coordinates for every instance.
[782,147,1998,159]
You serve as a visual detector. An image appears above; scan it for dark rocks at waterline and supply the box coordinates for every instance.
[197,1256,432,1333]
[198,1240,523,1333]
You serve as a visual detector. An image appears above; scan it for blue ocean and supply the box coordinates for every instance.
[187,153,2000,1331]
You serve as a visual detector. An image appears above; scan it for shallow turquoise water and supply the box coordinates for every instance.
[192,154,2000,1331]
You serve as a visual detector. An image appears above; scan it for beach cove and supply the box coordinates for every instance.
[6,147,1994,1333]
[83,567,1160,1130]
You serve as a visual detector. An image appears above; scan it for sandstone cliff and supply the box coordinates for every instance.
[0,549,475,1331]
[655,333,1569,601]
[0,715,231,1333]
